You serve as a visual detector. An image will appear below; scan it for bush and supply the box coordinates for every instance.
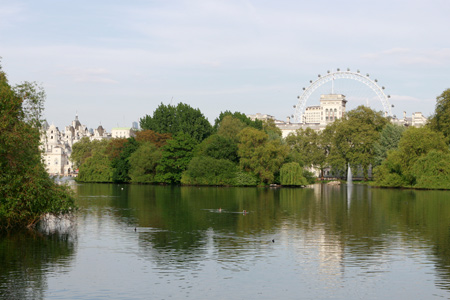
[280,162,308,186]
[181,156,238,186]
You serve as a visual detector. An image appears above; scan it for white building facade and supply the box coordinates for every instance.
[40,115,111,176]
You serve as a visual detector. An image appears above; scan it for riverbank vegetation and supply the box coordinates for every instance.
[72,88,450,190]
[0,65,75,230]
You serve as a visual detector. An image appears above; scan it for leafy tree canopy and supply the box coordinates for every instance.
[135,129,171,148]
[155,132,197,184]
[213,111,263,131]
[129,142,162,183]
[428,88,450,141]
[328,106,388,180]
[140,102,212,143]
[195,134,239,163]
[0,64,74,229]
[238,127,288,184]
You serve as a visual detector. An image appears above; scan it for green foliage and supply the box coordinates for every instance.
[262,119,282,140]
[412,150,450,189]
[213,111,263,131]
[238,127,289,184]
[233,170,259,186]
[216,115,246,142]
[373,123,406,166]
[181,156,238,185]
[77,152,114,182]
[0,66,74,229]
[328,106,388,180]
[286,127,326,170]
[195,134,239,163]
[140,102,212,143]
[71,137,109,169]
[280,162,308,186]
[428,88,450,141]
[156,132,197,184]
[111,138,139,183]
[374,127,449,188]
[129,142,162,183]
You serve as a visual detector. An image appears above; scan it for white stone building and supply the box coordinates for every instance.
[40,115,111,176]
[111,127,136,139]
[249,93,427,138]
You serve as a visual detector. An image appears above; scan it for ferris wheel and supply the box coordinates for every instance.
[294,69,392,122]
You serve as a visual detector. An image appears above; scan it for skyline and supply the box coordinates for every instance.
[1,0,449,130]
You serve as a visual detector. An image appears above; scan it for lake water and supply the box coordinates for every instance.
[1,183,450,299]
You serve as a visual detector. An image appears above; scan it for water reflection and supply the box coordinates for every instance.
[2,184,450,299]
[0,230,76,299]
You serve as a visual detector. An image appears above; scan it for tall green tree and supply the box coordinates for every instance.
[428,88,450,141]
[111,137,139,183]
[71,137,109,169]
[216,115,246,142]
[237,127,288,184]
[195,134,239,163]
[329,106,388,180]
[0,66,74,229]
[373,123,406,166]
[286,127,326,171]
[129,142,162,183]
[77,152,114,182]
[374,126,449,187]
[213,111,263,131]
[156,132,197,184]
[140,102,212,143]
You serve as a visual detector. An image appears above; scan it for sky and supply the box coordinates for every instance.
[1,0,449,131]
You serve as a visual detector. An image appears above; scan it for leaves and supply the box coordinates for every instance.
[140,102,212,143]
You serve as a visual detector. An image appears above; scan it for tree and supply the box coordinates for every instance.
[77,152,114,182]
[374,126,449,187]
[262,119,282,140]
[412,150,450,189]
[181,156,238,186]
[0,66,74,229]
[237,127,289,184]
[373,123,406,166]
[286,127,325,170]
[213,111,263,131]
[428,88,450,140]
[155,132,197,184]
[280,162,308,186]
[195,134,239,163]
[71,137,109,169]
[111,137,139,183]
[329,106,388,180]
[140,102,212,143]
[216,115,246,142]
[135,130,171,148]
[129,142,162,183]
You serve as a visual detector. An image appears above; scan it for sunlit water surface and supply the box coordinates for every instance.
[1,183,450,299]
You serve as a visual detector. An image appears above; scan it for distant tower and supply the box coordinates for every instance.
[132,121,139,130]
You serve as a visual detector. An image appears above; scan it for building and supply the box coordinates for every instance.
[249,93,427,138]
[40,115,111,176]
[303,94,347,125]
[111,127,136,139]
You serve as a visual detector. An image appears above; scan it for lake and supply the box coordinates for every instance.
[1,183,450,299]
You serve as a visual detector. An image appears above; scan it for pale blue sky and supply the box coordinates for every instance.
[1,0,449,130]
